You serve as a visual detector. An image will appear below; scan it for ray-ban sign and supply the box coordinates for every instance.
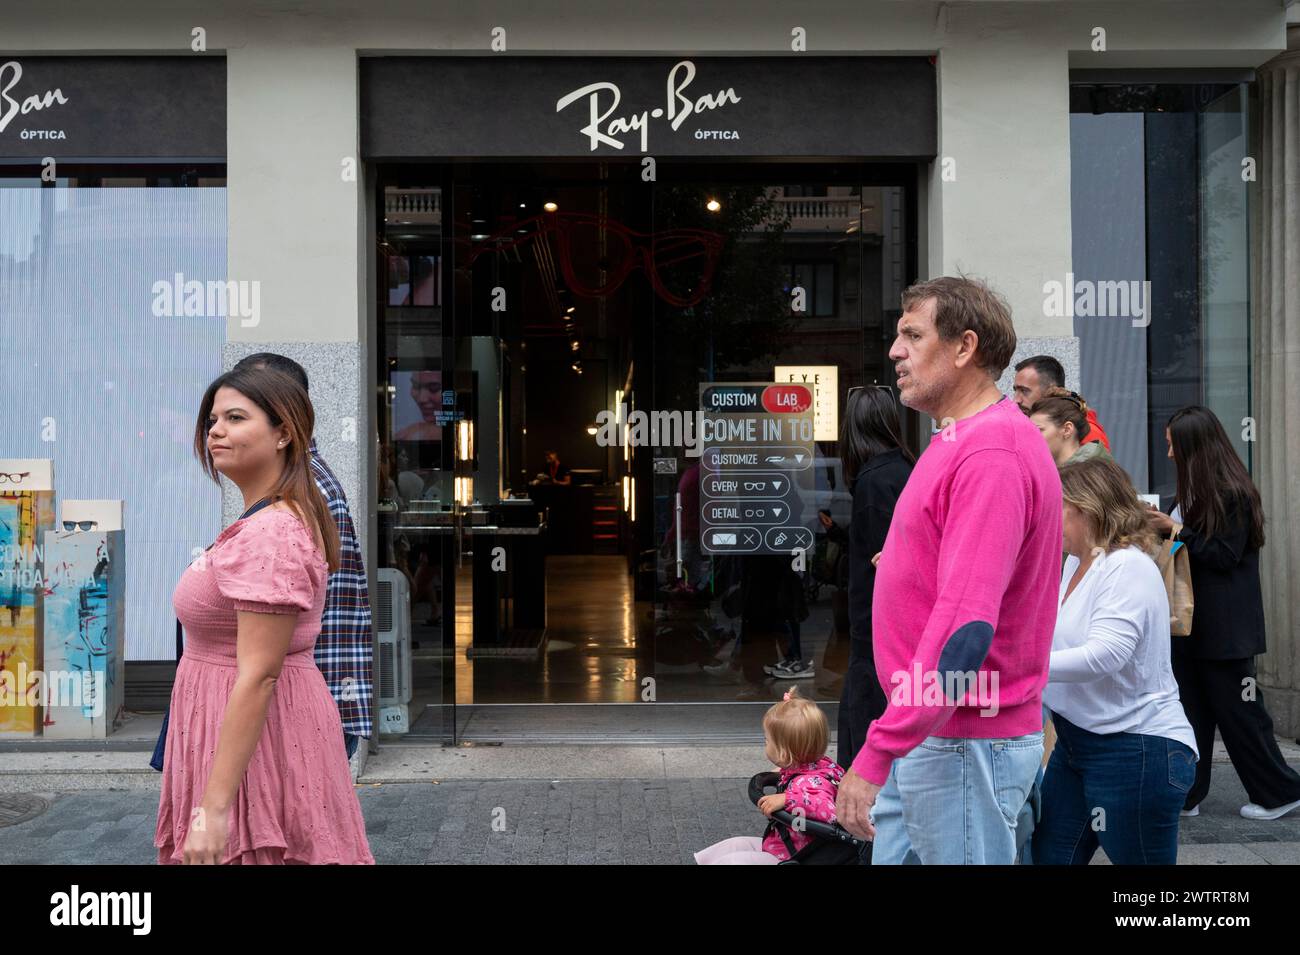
[556,60,741,153]
[0,56,225,159]
[360,56,937,159]
[0,60,69,140]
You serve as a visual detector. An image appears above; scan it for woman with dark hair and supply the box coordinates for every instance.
[1028,388,1111,467]
[155,366,374,864]
[1147,405,1300,821]
[822,386,914,774]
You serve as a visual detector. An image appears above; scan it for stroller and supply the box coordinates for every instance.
[748,771,868,865]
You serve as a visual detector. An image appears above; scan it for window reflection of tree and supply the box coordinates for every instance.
[652,184,793,410]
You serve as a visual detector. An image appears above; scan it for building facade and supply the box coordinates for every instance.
[2,1,1297,742]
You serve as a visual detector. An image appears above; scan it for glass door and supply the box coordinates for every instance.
[645,168,912,712]
[376,174,456,740]
[449,163,654,723]
[376,161,914,740]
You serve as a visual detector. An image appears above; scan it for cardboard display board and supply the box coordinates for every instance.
[60,499,124,532]
[41,528,127,738]
[0,488,56,735]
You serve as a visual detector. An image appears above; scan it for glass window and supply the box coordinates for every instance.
[377,163,913,739]
[1069,81,1251,500]
[0,172,227,669]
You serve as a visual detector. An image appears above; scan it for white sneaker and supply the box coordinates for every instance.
[777,660,816,679]
[763,659,793,677]
[1239,797,1300,821]
[1180,806,1199,817]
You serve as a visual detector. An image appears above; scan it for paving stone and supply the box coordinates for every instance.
[3,760,1297,864]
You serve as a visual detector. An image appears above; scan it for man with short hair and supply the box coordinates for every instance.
[1013,354,1110,450]
[835,277,1062,864]
[231,353,374,761]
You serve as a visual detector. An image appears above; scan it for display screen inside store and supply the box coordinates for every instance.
[698,383,815,557]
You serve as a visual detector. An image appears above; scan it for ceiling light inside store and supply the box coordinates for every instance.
[544,201,558,212]
[706,198,721,212]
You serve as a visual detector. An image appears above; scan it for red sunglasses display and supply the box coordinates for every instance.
[467,212,724,308]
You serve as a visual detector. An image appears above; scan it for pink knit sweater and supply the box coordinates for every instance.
[851,398,1062,786]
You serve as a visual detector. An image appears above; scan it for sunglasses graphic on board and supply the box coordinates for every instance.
[467,212,724,308]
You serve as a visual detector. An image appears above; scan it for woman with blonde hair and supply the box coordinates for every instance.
[1032,456,1196,865]
[155,366,374,865]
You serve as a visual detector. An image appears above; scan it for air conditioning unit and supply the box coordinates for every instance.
[375,568,412,707]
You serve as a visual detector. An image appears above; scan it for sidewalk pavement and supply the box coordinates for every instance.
[1,734,1298,864]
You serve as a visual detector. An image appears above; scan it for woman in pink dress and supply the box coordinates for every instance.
[155,365,374,865]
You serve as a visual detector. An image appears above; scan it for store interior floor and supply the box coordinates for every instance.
[405,554,849,740]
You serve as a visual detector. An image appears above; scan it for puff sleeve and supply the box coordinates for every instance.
[210,511,325,614]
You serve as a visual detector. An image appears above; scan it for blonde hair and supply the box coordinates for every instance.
[1059,457,1158,557]
[762,687,829,767]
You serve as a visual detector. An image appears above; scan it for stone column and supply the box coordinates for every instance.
[1253,24,1300,737]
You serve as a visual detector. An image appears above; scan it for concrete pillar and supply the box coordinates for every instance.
[1253,24,1300,736]
[221,44,369,560]
[927,4,1080,394]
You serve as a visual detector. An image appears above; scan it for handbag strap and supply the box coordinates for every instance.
[239,497,274,520]
[174,498,273,664]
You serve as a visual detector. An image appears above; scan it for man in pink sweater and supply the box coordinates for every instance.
[836,276,1062,864]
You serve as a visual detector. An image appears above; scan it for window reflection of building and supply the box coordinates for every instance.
[1069,82,1251,500]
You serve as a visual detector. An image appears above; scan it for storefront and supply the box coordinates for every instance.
[0,55,226,733]
[360,55,934,738]
[3,1,1296,747]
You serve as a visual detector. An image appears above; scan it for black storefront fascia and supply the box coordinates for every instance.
[0,55,224,164]
[360,55,936,161]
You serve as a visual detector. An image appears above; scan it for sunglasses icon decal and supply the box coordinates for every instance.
[467,212,724,308]
[62,520,100,531]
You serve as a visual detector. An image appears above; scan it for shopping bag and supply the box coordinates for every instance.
[1156,539,1195,636]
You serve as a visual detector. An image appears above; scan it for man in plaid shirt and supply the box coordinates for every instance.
[233,354,374,758]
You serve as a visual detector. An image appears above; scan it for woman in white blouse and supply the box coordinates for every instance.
[1032,457,1198,865]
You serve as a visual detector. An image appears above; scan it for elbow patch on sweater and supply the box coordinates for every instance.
[936,621,994,699]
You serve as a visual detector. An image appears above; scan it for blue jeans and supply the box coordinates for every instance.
[1031,714,1196,865]
[1015,763,1045,864]
[870,732,1044,865]
[344,733,361,760]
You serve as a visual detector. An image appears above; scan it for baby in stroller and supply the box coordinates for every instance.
[695,687,866,864]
